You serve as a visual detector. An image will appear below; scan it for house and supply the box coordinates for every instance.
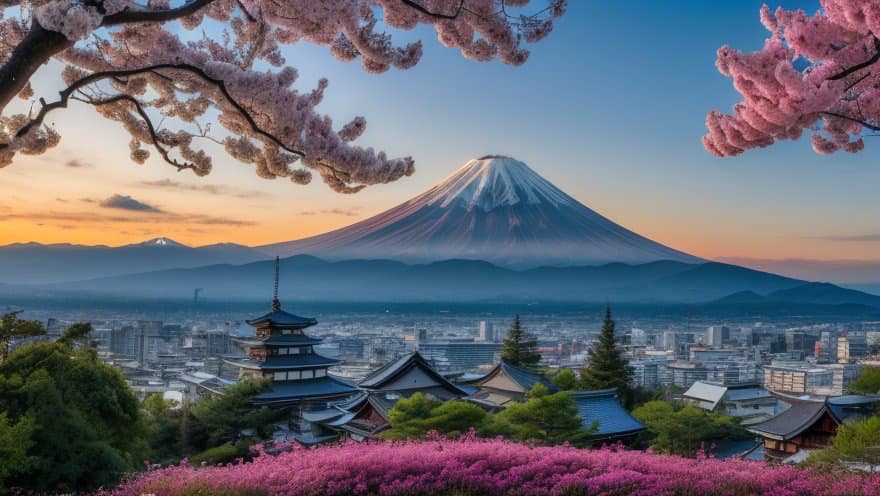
[466,361,558,410]
[748,395,880,462]
[682,381,778,425]
[571,389,646,442]
[308,351,470,440]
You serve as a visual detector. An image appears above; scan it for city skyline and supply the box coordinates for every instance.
[3,0,880,272]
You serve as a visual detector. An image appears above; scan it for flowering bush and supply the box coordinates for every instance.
[101,436,880,496]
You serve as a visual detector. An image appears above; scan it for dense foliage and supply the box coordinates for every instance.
[632,400,749,458]
[0,324,148,493]
[143,378,277,466]
[101,437,880,496]
[849,366,880,395]
[809,416,880,471]
[0,310,45,361]
[500,314,541,368]
[579,306,633,401]
[383,384,591,446]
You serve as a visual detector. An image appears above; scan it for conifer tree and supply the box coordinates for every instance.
[580,306,632,394]
[501,314,541,368]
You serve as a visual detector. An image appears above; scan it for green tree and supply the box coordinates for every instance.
[808,416,880,470]
[189,378,276,449]
[848,366,880,395]
[143,393,188,465]
[632,400,747,457]
[0,412,35,494]
[0,311,45,361]
[580,306,632,401]
[501,314,541,368]
[551,368,578,391]
[383,393,488,440]
[0,324,148,492]
[482,384,593,446]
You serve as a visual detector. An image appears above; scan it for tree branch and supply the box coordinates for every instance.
[828,37,880,81]
[399,0,464,20]
[821,111,880,131]
[80,93,197,171]
[4,63,307,159]
[101,0,217,26]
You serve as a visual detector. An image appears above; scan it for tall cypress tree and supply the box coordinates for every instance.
[580,306,632,393]
[501,314,541,368]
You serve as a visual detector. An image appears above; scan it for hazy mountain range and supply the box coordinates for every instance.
[2,156,878,309]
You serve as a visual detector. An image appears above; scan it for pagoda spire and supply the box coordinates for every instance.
[272,256,281,312]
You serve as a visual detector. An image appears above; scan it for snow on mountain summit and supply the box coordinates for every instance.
[260,156,701,267]
[133,237,188,248]
[422,155,571,211]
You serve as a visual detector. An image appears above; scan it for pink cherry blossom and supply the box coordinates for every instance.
[705,1,880,157]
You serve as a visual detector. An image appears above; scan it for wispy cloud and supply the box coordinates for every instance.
[0,210,254,226]
[65,159,92,168]
[299,207,361,217]
[138,179,263,199]
[99,194,162,213]
[805,233,880,242]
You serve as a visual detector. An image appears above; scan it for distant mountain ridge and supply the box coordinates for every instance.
[260,156,701,267]
[0,238,270,284]
[40,255,880,307]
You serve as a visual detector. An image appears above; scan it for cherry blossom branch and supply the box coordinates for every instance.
[828,37,880,81]
[77,93,197,171]
[101,0,218,26]
[399,0,465,20]
[5,63,308,159]
[820,111,880,131]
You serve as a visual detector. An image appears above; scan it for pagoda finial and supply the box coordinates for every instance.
[272,256,281,312]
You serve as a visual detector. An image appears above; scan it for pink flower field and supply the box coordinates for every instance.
[103,437,880,496]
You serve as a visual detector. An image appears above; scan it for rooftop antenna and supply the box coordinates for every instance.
[272,256,281,312]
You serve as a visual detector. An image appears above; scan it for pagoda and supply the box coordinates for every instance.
[226,258,357,415]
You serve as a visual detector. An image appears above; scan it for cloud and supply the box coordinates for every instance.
[55,198,68,203]
[807,233,880,242]
[99,194,162,213]
[138,179,262,199]
[299,207,360,217]
[0,210,255,227]
[65,159,92,168]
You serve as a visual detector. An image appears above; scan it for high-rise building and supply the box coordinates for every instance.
[706,326,728,346]
[478,321,496,342]
[418,340,502,372]
[838,334,868,363]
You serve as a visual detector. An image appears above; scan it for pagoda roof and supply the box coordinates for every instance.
[246,309,317,328]
[749,394,880,441]
[233,334,324,347]
[225,353,339,370]
[571,389,646,440]
[252,375,357,405]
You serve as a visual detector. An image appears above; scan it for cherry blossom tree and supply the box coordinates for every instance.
[0,1,566,192]
[703,1,880,157]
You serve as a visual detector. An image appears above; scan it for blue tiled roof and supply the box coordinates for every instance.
[226,353,339,370]
[724,387,772,402]
[359,352,470,396]
[571,389,646,440]
[246,309,317,328]
[499,361,559,393]
[234,335,324,347]
[252,376,358,404]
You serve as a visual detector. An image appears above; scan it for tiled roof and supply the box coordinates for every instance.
[252,376,357,404]
[477,361,558,393]
[233,335,324,347]
[747,400,827,440]
[571,388,646,440]
[246,309,317,328]
[723,387,772,402]
[359,352,470,396]
[226,353,339,370]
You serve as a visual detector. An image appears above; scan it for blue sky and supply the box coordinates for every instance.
[5,0,880,273]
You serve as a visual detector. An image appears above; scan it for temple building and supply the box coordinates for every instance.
[748,395,880,463]
[306,351,470,440]
[225,258,358,443]
[466,361,558,410]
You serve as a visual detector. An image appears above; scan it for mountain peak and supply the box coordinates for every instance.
[421,156,571,211]
[135,237,187,248]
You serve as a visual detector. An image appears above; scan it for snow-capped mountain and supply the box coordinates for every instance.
[261,156,700,267]
[129,237,187,247]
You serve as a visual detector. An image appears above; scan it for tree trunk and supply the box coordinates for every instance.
[0,21,73,113]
